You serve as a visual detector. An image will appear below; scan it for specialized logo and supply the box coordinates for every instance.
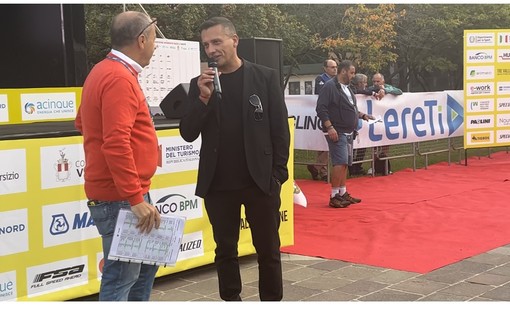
[497,98,510,111]
[24,102,35,114]
[54,149,72,182]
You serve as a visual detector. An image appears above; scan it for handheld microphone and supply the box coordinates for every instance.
[208,61,222,99]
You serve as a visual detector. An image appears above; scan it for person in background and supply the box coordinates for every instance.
[179,16,290,301]
[349,73,379,176]
[316,60,375,208]
[307,59,338,181]
[75,11,161,301]
[366,73,403,175]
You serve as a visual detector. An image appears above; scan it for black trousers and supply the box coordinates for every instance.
[204,184,283,301]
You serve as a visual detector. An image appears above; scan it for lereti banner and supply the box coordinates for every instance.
[286,91,464,152]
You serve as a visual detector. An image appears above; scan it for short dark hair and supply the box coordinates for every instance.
[110,11,151,49]
[199,16,237,36]
[338,60,354,72]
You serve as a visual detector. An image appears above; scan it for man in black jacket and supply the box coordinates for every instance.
[179,17,290,301]
[316,60,374,208]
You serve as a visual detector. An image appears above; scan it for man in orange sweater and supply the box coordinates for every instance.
[75,11,160,301]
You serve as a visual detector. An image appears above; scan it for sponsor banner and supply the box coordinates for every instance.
[0,271,17,301]
[497,81,510,95]
[466,33,495,47]
[498,32,510,46]
[26,256,88,298]
[0,209,28,257]
[466,49,495,63]
[467,131,493,145]
[96,252,103,281]
[40,144,85,189]
[496,129,510,143]
[466,115,495,129]
[0,149,27,195]
[286,91,464,151]
[0,94,8,123]
[496,113,510,127]
[176,231,204,261]
[466,82,495,96]
[467,98,494,112]
[151,184,203,220]
[466,65,495,80]
[42,200,99,248]
[497,97,510,111]
[497,49,510,62]
[20,92,77,121]
[156,135,200,175]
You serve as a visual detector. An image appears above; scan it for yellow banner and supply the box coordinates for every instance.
[0,121,294,301]
[463,30,510,148]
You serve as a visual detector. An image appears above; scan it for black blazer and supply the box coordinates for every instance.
[179,60,290,198]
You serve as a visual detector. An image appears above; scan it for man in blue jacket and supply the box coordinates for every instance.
[316,60,374,208]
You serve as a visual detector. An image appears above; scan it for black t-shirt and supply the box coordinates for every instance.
[210,64,255,191]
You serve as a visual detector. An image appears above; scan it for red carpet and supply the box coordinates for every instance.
[282,151,510,273]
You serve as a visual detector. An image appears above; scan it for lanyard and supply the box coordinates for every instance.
[105,53,154,123]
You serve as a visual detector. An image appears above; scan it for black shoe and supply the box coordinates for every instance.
[329,195,351,208]
[337,192,361,204]
[307,165,319,180]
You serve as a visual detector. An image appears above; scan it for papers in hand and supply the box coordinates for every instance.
[368,115,383,125]
[108,210,186,267]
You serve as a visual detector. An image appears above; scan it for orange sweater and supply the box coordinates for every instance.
[75,57,158,206]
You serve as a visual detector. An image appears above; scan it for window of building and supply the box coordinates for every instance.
[304,81,313,94]
[289,81,300,95]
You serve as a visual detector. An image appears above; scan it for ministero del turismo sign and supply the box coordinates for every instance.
[464,29,510,148]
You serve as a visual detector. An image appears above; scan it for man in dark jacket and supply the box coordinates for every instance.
[316,60,374,208]
[179,17,290,301]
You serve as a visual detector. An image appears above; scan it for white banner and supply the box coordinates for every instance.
[286,91,464,151]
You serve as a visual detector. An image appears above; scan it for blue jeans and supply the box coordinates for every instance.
[88,193,159,301]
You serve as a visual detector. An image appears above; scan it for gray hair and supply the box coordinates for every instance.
[110,11,152,49]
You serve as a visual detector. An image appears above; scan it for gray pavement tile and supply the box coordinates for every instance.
[176,278,220,296]
[325,265,387,281]
[282,266,330,282]
[303,290,359,301]
[480,284,510,301]
[419,292,472,301]
[467,273,510,286]
[307,260,352,271]
[487,263,510,276]
[239,265,259,284]
[293,276,354,290]
[282,261,311,273]
[418,270,476,284]
[357,289,422,301]
[335,279,388,296]
[446,260,495,274]
[153,276,195,290]
[367,270,420,284]
[282,283,324,301]
[389,278,449,295]
[439,281,495,297]
[466,252,510,266]
[150,288,206,301]
[488,245,510,256]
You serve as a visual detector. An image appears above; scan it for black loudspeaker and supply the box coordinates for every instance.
[0,4,88,88]
[159,83,190,119]
[237,37,284,89]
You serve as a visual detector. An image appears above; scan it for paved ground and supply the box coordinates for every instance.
[76,244,510,303]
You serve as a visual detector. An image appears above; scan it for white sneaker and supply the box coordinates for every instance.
[367,168,373,175]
